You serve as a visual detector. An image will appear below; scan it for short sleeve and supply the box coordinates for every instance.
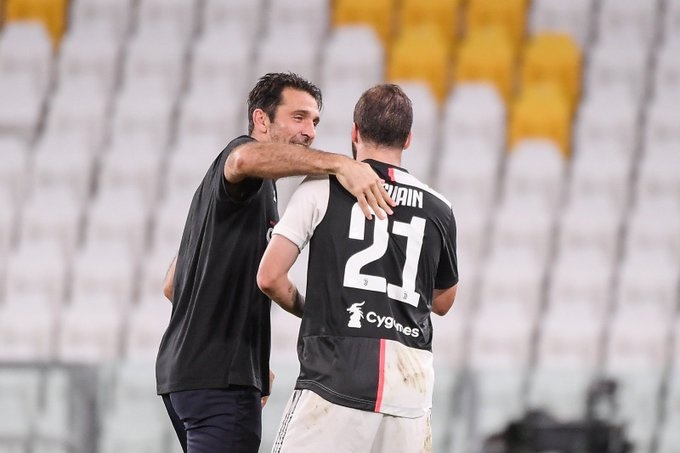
[216,136,264,204]
[272,176,330,251]
[434,210,459,289]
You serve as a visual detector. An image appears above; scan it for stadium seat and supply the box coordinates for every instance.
[254,28,321,85]
[70,0,134,41]
[178,88,242,149]
[625,199,680,267]
[333,0,394,45]
[439,192,489,272]
[85,188,150,258]
[70,243,137,304]
[502,139,565,210]
[164,136,224,200]
[126,299,169,360]
[312,80,364,140]
[111,89,175,149]
[536,303,603,371]
[189,27,255,100]
[490,197,554,266]
[0,294,55,361]
[479,249,545,316]
[437,137,500,214]
[520,32,582,115]
[469,303,534,369]
[664,0,680,42]
[530,300,600,420]
[644,95,680,150]
[0,188,15,260]
[4,243,67,309]
[455,28,516,102]
[0,20,53,95]
[616,251,679,317]
[399,0,462,53]
[30,135,94,204]
[57,294,124,363]
[529,0,594,50]
[388,24,450,102]
[397,82,439,182]
[320,25,384,92]
[0,73,44,143]
[45,82,110,151]
[266,0,329,41]
[586,37,650,106]
[597,0,661,48]
[202,0,264,40]
[636,146,680,206]
[5,0,68,45]
[98,145,163,208]
[556,198,622,280]
[604,305,668,450]
[466,0,528,51]
[574,90,639,159]
[0,137,28,205]
[548,250,614,316]
[18,188,82,259]
[57,28,121,99]
[570,141,633,214]
[508,85,571,155]
[441,83,506,154]
[136,0,198,43]
[121,29,187,100]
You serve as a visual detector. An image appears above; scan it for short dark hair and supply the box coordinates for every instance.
[247,72,323,134]
[353,84,413,149]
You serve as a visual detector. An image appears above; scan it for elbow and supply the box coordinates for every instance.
[225,146,252,181]
[256,270,276,298]
[432,304,451,317]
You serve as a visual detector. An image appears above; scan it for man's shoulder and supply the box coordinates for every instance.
[223,135,255,154]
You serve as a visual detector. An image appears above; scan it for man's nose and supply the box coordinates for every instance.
[302,120,316,141]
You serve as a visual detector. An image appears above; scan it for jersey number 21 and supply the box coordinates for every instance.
[343,203,425,307]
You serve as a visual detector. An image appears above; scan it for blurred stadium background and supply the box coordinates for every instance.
[0,0,679,452]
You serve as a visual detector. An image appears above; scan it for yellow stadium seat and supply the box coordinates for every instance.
[5,0,68,45]
[399,0,463,56]
[454,27,516,102]
[388,24,450,102]
[509,84,571,155]
[466,0,528,52]
[333,0,395,45]
[520,33,582,116]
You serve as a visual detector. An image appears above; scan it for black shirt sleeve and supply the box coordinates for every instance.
[435,210,459,289]
[216,136,264,204]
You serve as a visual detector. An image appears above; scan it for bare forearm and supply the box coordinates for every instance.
[262,277,304,318]
[226,142,345,182]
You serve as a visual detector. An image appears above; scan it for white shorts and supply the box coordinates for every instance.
[271,389,432,453]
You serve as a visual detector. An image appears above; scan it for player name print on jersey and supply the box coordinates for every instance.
[383,183,423,208]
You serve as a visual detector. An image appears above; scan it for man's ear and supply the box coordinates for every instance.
[403,131,412,150]
[252,108,269,134]
[351,122,359,144]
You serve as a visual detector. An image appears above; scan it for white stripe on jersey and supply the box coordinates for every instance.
[390,168,452,208]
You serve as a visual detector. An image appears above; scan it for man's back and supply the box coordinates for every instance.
[275,159,458,417]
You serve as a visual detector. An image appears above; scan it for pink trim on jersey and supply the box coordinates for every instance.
[375,338,386,412]
[388,168,395,182]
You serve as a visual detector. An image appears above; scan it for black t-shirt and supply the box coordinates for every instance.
[272,160,458,417]
[156,135,278,396]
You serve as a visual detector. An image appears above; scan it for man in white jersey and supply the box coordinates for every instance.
[257,84,459,453]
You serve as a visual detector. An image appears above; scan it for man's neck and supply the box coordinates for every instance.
[356,146,402,167]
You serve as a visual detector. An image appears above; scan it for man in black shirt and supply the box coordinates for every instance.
[257,84,459,452]
[156,73,395,453]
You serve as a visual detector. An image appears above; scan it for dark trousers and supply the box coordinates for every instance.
[162,387,262,453]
